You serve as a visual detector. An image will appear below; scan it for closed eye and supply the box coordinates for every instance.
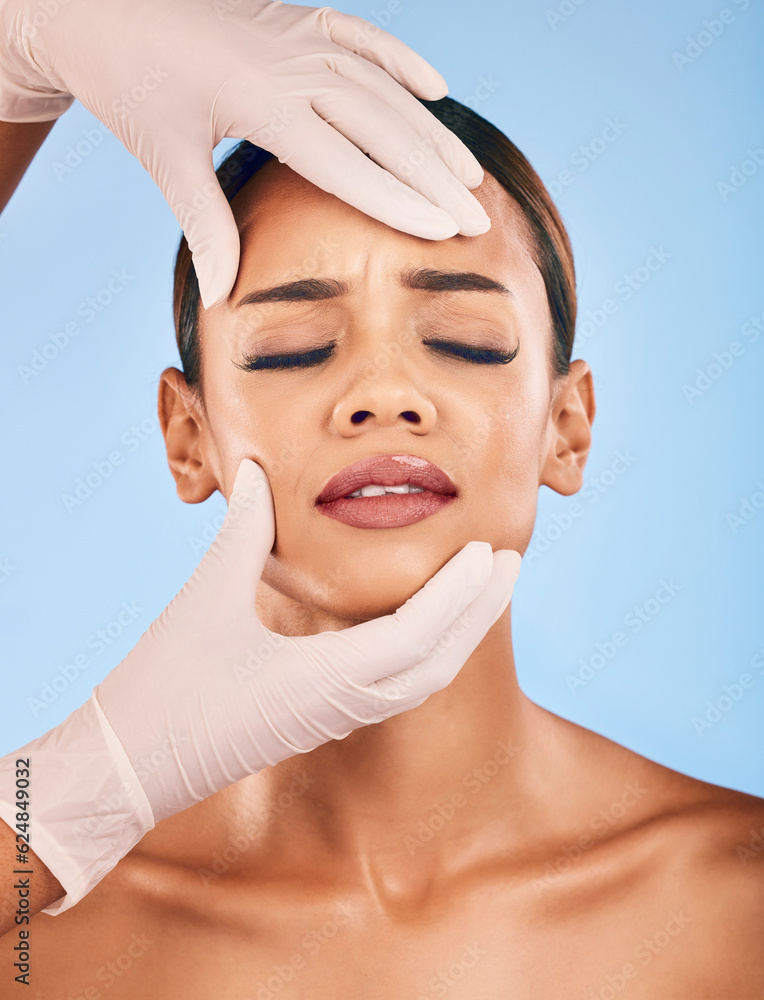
[235,339,519,371]
[424,339,519,365]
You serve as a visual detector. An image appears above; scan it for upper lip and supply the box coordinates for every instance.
[316,454,458,504]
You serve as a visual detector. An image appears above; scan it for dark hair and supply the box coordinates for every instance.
[173,97,576,392]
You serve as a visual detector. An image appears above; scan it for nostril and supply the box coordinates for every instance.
[349,410,422,425]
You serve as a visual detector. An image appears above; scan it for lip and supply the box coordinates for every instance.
[316,454,458,505]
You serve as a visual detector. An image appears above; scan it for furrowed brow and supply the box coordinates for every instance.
[235,268,512,308]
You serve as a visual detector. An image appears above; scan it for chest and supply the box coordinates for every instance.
[17,881,739,1000]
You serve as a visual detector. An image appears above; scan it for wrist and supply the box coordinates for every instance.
[0,693,154,914]
[0,0,74,121]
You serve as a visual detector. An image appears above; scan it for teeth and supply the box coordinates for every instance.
[344,483,428,499]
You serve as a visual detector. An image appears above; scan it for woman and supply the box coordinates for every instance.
[11,97,763,997]
[0,0,511,930]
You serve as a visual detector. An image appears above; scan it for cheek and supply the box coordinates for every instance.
[200,331,326,523]
[204,374,313,497]
[452,384,547,553]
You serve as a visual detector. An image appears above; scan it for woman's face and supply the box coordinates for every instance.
[160,158,594,625]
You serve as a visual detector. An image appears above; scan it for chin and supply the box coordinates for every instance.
[262,548,459,627]
[321,569,434,621]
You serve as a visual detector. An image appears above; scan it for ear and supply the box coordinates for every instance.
[158,367,219,503]
[539,359,596,496]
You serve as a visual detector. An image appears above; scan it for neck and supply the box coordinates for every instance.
[247,584,570,897]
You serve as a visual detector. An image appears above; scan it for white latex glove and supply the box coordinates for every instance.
[0,459,522,914]
[0,0,490,308]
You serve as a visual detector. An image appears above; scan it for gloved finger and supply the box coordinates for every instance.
[376,548,522,706]
[308,72,489,232]
[150,142,242,309]
[326,540,496,686]
[325,49,484,190]
[198,458,275,603]
[319,6,449,100]
[318,8,483,190]
[256,109,460,239]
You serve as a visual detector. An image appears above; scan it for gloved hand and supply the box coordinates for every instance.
[0,0,490,309]
[0,458,522,914]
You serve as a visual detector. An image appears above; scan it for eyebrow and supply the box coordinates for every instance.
[235,267,513,308]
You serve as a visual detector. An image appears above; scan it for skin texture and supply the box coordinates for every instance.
[0,119,57,214]
[5,161,763,997]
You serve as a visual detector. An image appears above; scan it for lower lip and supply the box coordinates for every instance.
[316,491,457,528]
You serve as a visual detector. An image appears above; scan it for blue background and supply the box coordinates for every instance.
[1,0,762,794]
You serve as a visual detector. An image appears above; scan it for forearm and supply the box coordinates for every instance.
[0,818,63,938]
[0,118,56,213]
[0,110,62,933]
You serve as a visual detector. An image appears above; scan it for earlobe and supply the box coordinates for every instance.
[539,359,596,497]
[157,368,219,504]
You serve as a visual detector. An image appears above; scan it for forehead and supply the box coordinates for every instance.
[225,158,542,305]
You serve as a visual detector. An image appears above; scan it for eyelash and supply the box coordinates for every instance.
[236,339,519,371]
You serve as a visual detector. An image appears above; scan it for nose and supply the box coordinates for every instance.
[330,369,438,437]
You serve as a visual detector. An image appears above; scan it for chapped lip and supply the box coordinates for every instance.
[316,454,458,505]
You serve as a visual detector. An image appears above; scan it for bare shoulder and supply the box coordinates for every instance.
[596,738,764,972]
[555,711,764,868]
[634,752,764,874]
[558,720,764,989]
